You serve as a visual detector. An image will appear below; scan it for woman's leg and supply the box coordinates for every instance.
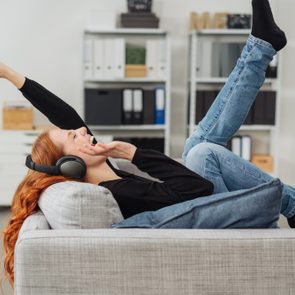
[183,0,286,165]
[186,142,295,219]
[0,62,25,89]
[183,35,276,164]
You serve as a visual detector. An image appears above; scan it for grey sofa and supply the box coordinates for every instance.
[15,160,295,295]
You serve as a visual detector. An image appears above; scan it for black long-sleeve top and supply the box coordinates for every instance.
[19,78,214,218]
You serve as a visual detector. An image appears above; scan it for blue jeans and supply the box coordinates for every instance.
[183,35,295,219]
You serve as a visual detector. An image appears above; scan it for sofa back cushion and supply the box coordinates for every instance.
[38,181,124,229]
[113,179,282,229]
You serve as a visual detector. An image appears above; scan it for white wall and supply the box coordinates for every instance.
[1,0,294,184]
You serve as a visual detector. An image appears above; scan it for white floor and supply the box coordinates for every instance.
[0,207,290,294]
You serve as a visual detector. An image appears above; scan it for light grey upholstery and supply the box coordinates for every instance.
[15,159,295,294]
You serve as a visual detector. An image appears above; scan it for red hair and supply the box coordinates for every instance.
[1,131,83,288]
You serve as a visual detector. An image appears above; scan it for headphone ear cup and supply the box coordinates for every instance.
[56,156,87,179]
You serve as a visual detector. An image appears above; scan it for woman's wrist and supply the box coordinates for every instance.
[128,145,137,161]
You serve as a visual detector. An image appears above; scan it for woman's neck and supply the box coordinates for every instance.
[85,161,121,185]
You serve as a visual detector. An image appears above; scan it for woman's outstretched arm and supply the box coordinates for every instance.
[0,62,93,134]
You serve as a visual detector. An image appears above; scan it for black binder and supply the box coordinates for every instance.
[143,89,155,124]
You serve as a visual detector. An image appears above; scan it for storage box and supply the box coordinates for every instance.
[3,105,33,130]
[251,154,273,173]
[125,65,147,78]
[85,89,122,125]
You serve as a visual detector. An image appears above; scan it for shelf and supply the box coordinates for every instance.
[194,78,276,84]
[85,78,167,84]
[239,125,275,131]
[191,29,251,36]
[89,125,166,131]
[85,28,167,36]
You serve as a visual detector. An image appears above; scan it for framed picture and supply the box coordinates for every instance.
[127,0,152,13]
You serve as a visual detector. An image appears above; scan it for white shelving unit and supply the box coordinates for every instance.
[188,29,281,176]
[83,29,171,155]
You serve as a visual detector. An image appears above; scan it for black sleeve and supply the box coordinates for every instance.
[131,148,214,198]
[19,77,93,135]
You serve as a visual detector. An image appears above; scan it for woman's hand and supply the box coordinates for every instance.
[78,141,137,161]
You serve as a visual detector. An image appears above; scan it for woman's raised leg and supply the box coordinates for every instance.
[183,0,287,164]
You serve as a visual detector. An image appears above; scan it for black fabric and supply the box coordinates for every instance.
[251,0,287,51]
[19,78,214,218]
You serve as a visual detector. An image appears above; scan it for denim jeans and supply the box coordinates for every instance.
[183,35,295,219]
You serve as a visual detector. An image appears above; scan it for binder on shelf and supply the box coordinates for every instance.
[114,38,126,79]
[93,39,104,80]
[231,136,241,157]
[157,40,167,79]
[264,91,276,125]
[155,88,165,124]
[133,89,144,124]
[241,135,252,161]
[253,92,265,125]
[104,39,115,79]
[84,39,93,80]
[253,91,276,125]
[146,40,158,79]
[143,89,155,124]
[122,89,133,124]
[195,91,204,124]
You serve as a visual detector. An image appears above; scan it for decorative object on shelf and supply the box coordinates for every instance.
[227,14,252,29]
[126,45,146,65]
[190,12,251,30]
[190,12,210,30]
[213,12,229,29]
[125,45,147,77]
[2,101,34,130]
[121,0,159,28]
[127,0,152,13]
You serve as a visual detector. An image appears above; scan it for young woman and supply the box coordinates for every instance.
[1,0,293,288]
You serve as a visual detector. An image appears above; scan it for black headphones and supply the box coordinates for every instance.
[25,155,87,179]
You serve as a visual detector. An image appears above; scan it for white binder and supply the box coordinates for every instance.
[157,40,167,80]
[133,89,143,112]
[104,39,115,79]
[231,136,241,157]
[93,39,104,80]
[114,38,126,79]
[83,39,93,80]
[241,136,252,161]
[146,40,159,79]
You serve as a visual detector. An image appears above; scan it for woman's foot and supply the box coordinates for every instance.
[251,0,287,51]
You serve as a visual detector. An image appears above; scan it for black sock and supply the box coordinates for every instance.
[288,215,295,228]
[251,0,287,51]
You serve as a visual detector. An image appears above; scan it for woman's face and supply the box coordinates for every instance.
[48,127,106,167]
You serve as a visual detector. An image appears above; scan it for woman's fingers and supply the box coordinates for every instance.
[78,143,115,156]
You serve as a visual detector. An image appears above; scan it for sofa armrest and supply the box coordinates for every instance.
[15,229,295,295]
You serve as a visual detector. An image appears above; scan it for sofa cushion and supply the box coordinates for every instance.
[113,179,282,229]
[38,181,124,229]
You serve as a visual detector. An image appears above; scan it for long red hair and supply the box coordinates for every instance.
[1,131,82,288]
